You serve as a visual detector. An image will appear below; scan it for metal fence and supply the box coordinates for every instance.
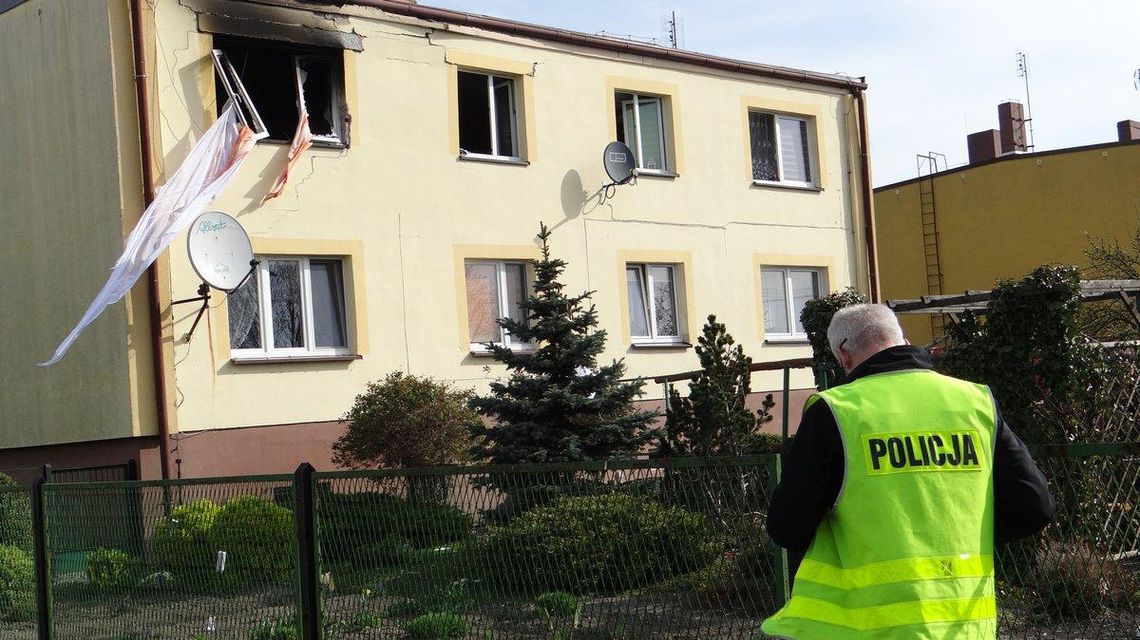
[0,450,1136,639]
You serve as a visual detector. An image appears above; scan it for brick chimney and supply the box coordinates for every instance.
[998,101,1028,154]
[1118,120,1140,142]
[967,130,1001,163]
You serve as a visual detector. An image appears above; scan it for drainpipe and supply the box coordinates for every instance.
[129,0,173,480]
[853,83,880,303]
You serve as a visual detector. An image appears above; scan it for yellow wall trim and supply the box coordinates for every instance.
[615,249,697,344]
[445,50,538,161]
[752,253,836,340]
[452,244,542,350]
[211,239,369,361]
[605,76,685,174]
[739,95,829,189]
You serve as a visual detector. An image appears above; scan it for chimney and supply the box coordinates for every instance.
[1118,120,1140,143]
[998,101,1028,154]
[967,130,1001,163]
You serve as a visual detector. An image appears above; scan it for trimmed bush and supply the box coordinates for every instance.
[404,612,467,640]
[153,499,220,578]
[214,496,294,583]
[0,545,34,622]
[477,493,719,594]
[0,474,32,552]
[87,548,143,591]
[364,536,415,567]
[319,491,472,561]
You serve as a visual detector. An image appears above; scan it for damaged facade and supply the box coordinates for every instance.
[0,0,877,478]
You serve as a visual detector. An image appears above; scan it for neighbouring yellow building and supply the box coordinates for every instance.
[0,0,877,478]
[876,102,1140,345]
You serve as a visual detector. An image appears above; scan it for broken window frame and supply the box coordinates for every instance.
[212,42,349,147]
[211,49,269,139]
[458,71,521,161]
[294,54,347,146]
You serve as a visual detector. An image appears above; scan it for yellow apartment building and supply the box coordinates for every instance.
[875,102,1140,345]
[0,0,877,478]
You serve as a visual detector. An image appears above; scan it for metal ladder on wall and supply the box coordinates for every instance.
[916,153,947,340]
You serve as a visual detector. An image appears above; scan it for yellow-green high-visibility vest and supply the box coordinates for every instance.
[762,369,998,639]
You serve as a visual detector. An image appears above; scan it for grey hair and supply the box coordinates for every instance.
[827,304,905,358]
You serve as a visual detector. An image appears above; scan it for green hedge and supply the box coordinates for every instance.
[0,474,32,552]
[0,545,34,622]
[86,548,143,591]
[318,491,472,563]
[476,493,719,594]
[153,499,220,579]
[214,496,294,583]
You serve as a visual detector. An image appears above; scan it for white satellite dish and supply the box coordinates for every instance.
[187,211,254,291]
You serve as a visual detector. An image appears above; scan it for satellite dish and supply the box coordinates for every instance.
[187,211,254,291]
[603,141,637,185]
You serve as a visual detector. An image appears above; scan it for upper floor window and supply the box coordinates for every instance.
[749,112,815,187]
[626,263,682,344]
[458,71,520,160]
[615,92,668,173]
[229,257,349,358]
[761,266,823,339]
[213,36,348,146]
[465,260,530,350]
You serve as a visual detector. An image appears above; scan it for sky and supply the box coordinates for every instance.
[433,0,1140,186]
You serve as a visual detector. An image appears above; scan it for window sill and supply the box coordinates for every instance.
[458,153,530,167]
[230,353,362,365]
[259,138,347,150]
[469,347,536,357]
[636,169,679,180]
[751,180,822,193]
[631,341,692,350]
[764,336,810,345]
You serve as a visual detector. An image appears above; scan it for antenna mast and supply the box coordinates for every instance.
[1016,51,1036,150]
[662,11,683,49]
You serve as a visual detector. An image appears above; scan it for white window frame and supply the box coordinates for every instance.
[458,72,521,161]
[230,256,351,360]
[294,54,346,146]
[620,93,669,174]
[628,263,683,345]
[750,112,817,189]
[761,266,825,342]
[466,260,532,352]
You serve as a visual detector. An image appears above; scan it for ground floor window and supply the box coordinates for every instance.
[761,266,823,338]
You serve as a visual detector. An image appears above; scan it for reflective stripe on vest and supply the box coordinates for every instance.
[762,369,998,639]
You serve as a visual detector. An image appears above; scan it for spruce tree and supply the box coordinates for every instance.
[469,224,659,464]
[655,315,776,457]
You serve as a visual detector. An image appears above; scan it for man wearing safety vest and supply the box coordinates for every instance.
[762,304,1055,639]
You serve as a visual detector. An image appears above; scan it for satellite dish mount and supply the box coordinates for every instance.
[600,141,637,203]
[174,211,258,343]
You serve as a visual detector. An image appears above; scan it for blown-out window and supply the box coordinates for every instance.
[615,92,668,172]
[212,36,347,145]
[458,71,520,159]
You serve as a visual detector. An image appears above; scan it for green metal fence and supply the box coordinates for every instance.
[0,450,1136,639]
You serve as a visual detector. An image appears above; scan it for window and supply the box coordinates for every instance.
[464,260,529,349]
[458,71,519,159]
[615,92,668,172]
[627,264,682,344]
[213,36,347,146]
[228,257,349,357]
[749,112,815,187]
[761,267,823,338]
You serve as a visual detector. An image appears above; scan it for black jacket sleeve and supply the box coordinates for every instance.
[992,407,1055,543]
[767,399,843,556]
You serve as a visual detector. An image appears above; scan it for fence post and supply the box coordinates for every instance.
[31,478,53,640]
[40,464,52,484]
[766,454,790,607]
[781,367,791,447]
[293,463,321,640]
[125,459,139,481]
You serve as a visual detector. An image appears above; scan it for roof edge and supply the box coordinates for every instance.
[876,138,1140,192]
[327,0,867,92]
